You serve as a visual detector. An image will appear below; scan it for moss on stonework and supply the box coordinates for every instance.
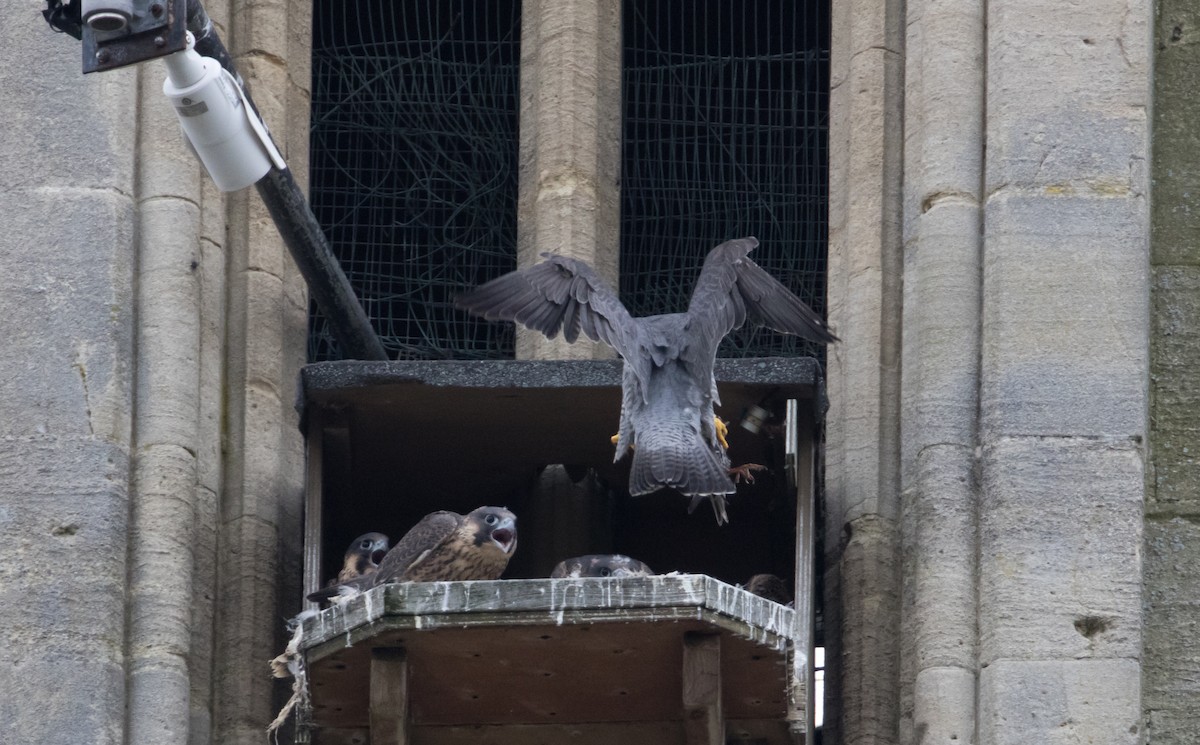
[1146,2,1200,743]
[1150,0,1200,508]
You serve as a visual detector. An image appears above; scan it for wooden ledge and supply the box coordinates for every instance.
[301,575,796,660]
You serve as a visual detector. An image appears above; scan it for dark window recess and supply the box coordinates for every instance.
[308,1,521,362]
[621,0,830,359]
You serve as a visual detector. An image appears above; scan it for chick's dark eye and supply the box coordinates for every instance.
[599,567,611,577]
[360,540,372,550]
[485,514,498,526]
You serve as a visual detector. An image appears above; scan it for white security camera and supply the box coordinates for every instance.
[161,32,285,192]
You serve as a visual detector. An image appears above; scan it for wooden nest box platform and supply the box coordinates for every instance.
[297,358,824,744]
[298,576,801,744]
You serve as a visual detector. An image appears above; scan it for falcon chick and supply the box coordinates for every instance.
[550,554,655,578]
[743,573,793,606]
[307,507,517,603]
[334,532,390,584]
[456,237,836,524]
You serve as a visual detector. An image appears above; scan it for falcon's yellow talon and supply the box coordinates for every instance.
[611,433,620,445]
[714,416,730,450]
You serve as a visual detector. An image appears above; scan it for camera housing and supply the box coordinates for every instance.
[162,32,285,192]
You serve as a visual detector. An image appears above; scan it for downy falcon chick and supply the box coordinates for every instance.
[550,554,655,578]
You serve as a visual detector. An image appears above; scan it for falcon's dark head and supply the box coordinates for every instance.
[743,573,792,606]
[466,506,518,556]
[550,554,655,578]
[343,531,390,574]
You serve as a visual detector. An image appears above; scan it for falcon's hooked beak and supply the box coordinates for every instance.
[489,517,518,555]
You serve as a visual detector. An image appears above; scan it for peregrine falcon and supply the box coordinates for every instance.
[456,237,836,523]
[550,554,655,578]
[307,507,518,603]
[743,573,793,606]
[334,532,390,584]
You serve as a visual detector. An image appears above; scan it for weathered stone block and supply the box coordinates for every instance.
[988,1,1148,106]
[0,438,131,745]
[1150,266,1200,509]
[232,0,291,71]
[0,189,135,441]
[0,42,137,193]
[979,659,1141,745]
[1143,517,1200,739]
[913,2,984,200]
[902,203,982,451]
[909,444,977,672]
[979,436,1143,664]
[985,110,1148,197]
[913,666,976,745]
[834,513,902,743]
[982,193,1147,438]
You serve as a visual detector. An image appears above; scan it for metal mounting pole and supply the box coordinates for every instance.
[183,0,386,361]
[55,0,390,360]
[49,0,389,359]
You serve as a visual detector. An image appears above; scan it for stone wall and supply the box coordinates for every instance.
[826,1,1151,743]
[0,2,309,743]
[0,20,138,744]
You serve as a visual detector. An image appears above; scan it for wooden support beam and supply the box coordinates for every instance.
[786,399,817,744]
[682,632,723,745]
[303,409,325,611]
[370,647,410,745]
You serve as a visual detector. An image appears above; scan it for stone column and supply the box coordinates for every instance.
[1144,1,1200,742]
[515,0,622,361]
[824,0,906,742]
[900,0,984,743]
[213,0,312,742]
[124,40,208,743]
[978,1,1149,743]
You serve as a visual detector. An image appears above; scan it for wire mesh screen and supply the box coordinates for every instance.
[621,0,829,358]
[308,1,521,361]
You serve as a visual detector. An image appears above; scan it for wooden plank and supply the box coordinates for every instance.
[682,632,723,745]
[786,399,815,743]
[314,720,793,745]
[308,621,789,730]
[369,647,409,745]
[414,722,685,744]
[303,409,326,612]
[311,728,368,745]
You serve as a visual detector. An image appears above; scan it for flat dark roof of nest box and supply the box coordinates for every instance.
[298,358,824,475]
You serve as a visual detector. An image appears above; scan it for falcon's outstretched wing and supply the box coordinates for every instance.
[457,255,653,396]
[686,237,837,362]
[456,254,640,358]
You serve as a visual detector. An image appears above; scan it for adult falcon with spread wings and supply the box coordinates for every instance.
[456,237,836,524]
[550,554,655,578]
[308,506,517,603]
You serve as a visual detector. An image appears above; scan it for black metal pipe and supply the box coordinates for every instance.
[185,0,387,361]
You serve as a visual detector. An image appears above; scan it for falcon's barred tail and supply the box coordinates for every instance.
[628,432,736,524]
[686,492,730,525]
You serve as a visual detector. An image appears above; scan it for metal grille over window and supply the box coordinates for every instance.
[308,1,521,361]
[621,0,830,359]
